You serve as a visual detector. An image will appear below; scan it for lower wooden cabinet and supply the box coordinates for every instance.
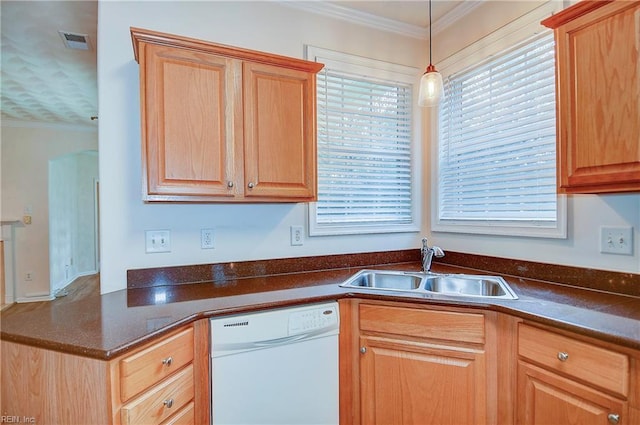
[518,362,627,425]
[516,323,636,425]
[360,335,486,424]
[0,320,210,425]
[118,327,196,425]
[340,300,494,425]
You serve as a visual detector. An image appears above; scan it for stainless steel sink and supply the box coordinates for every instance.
[340,270,423,292]
[340,269,518,300]
[423,274,517,299]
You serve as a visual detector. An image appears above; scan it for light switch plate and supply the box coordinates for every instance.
[145,230,171,253]
[600,226,633,255]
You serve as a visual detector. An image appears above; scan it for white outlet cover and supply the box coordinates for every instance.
[145,230,171,253]
[290,225,303,246]
[201,228,215,249]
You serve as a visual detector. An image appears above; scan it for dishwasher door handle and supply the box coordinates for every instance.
[213,327,337,355]
[253,333,309,347]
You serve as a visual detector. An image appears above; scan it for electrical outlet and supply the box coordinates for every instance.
[201,228,215,249]
[145,230,171,253]
[290,225,303,246]
[600,226,633,255]
[25,271,34,281]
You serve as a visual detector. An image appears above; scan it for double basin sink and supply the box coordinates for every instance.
[340,269,518,300]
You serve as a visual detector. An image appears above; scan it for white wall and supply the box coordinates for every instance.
[98,1,639,295]
[49,151,99,293]
[1,122,98,301]
[97,1,427,294]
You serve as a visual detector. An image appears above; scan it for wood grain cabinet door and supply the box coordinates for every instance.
[140,44,239,201]
[359,335,487,425]
[242,61,317,200]
[517,362,627,425]
[547,0,640,193]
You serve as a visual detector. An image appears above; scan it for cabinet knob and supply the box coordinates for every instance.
[161,356,173,366]
[557,352,569,362]
[360,346,367,354]
[247,182,255,189]
[227,181,234,188]
[608,413,620,424]
[163,398,174,409]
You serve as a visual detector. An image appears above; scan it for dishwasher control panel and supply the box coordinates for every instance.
[288,303,339,335]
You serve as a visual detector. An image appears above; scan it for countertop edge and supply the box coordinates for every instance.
[2,263,639,359]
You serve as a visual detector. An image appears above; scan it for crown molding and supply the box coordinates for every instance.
[279,1,427,39]
[432,1,484,35]
[277,0,484,40]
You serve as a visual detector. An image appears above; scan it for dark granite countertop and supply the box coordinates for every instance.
[2,252,639,360]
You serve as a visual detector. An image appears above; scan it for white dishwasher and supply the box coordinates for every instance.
[210,302,339,425]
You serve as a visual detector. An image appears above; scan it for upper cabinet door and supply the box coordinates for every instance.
[140,44,238,201]
[242,62,317,200]
[543,0,640,193]
[132,27,323,203]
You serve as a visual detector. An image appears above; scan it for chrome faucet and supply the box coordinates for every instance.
[421,237,444,272]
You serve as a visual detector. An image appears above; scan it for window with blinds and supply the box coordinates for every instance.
[435,32,565,238]
[307,47,419,235]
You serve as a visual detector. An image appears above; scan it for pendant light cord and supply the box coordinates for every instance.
[429,0,432,65]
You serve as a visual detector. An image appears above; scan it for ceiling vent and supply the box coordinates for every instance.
[58,31,92,50]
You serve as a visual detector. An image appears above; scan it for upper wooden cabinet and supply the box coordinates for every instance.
[542,1,640,193]
[131,28,323,202]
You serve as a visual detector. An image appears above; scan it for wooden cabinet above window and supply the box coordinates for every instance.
[542,0,640,193]
[131,28,323,202]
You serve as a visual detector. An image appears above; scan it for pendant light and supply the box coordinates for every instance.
[418,0,444,107]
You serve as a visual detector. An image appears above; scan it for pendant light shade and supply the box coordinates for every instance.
[418,64,444,107]
[419,0,444,107]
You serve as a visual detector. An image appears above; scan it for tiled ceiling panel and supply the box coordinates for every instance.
[1,0,98,126]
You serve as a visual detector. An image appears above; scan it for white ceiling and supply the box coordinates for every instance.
[0,0,476,128]
[1,0,98,127]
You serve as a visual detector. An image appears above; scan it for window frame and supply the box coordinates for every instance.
[431,2,567,239]
[306,45,422,236]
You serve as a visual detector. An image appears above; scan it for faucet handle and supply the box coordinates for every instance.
[432,246,445,258]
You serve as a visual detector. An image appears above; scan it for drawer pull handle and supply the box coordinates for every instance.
[161,356,173,366]
[607,413,620,424]
[163,398,174,409]
[557,352,569,362]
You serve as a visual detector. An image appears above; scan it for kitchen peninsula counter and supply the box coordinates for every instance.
[2,251,640,360]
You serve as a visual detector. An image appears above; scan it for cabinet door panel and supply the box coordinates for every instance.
[143,44,237,199]
[517,362,627,425]
[360,336,486,425]
[243,62,316,200]
[552,1,640,192]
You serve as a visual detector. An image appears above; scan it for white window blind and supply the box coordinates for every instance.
[436,32,564,237]
[306,46,419,236]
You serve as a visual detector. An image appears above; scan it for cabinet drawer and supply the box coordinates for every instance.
[160,401,194,425]
[359,304,485,344]
[120,327,194,401]
[121,364,194,425]
[518,324,629,397]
